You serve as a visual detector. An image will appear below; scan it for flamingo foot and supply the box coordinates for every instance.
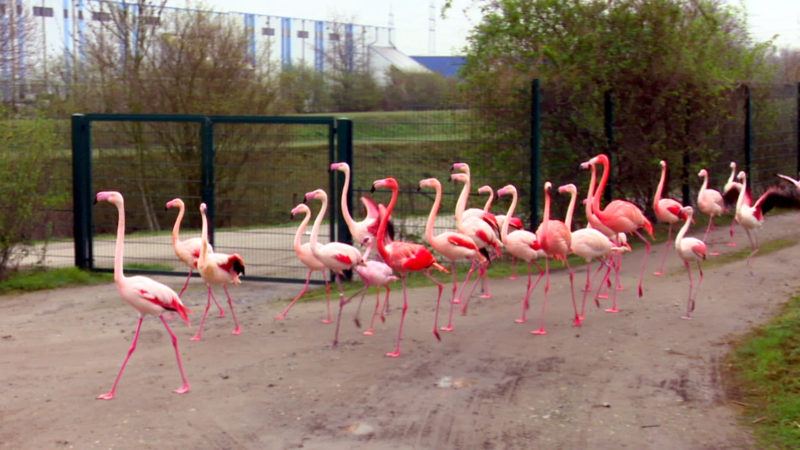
[616,285,625,291]
[190,334,202,341]
[363,330,374,336]
[710,251,721,256]
[604,307,619,313]
[173,384,190,394]
[573,316,583,326]
[274,314,286,320]
[452,298,462,304]
[598,293,609,299]
[530,328,548,335]
[440,325,454,332]
[727,241,737,247]
[232,327,241,335]
[638,286,643,297]
[514,318,527,323]
[653,271,664,276]
[480,293,492,299]
[96,392,115,400]
[380,315,386,323]
[508,275,518,280]
[433,329,441,341]
[680,314,693,320]
[460,306,468,315]
[217,311,226,318]
[385,350,401,358]
[321,318,333,324]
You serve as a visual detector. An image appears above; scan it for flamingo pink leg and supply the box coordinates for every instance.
[275,270,313,320]
[190,287,214,341]
[97,316,189,400]
[440,261,462,332]
[703,217,721,256]
[531,258,552,335]
[332,275,350,346]
[459,262,488,314]
[728,220,738,246]
[653,224,674,276]
[220,285,241,335]
[508,256,518,280]
[386,275,410,357]
[178,270,193,298]
[517,262,544,323]
[633,229,651,298]
[364,288,389,335]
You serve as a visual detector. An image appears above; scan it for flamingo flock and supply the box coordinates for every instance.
[93,155,800,398]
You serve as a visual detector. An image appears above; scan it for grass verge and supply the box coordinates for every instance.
[0,267,112,294]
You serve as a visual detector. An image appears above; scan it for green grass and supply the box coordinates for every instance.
[725,294,800,448]
[0,267,112,294]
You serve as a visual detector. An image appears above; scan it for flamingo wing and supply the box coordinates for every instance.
[447,234,478,250]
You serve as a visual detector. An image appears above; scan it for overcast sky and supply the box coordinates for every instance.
[192,0,799,56]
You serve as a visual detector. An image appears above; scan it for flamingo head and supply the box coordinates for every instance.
[543,181,553,193]
[679,206,694,218]
[199,202,207,213]
[659,160,666,169]
[736,171,746,183]
[372,177,398,192]
[291,203,309,218]
[165,198,184,210]
[330,161,349,173]
[418,177,440,191]
[557,183,576,195]
[730,161,737,170]
[497,185,516,197]
[450,173,468,184]
[698,169,708,178]
[477,185,493,195]
[304,189,326,203]
[95,191,123,206]
[580,154,606,169]
[450,162,470,174]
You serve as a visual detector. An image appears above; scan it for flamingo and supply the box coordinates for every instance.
[192,203,245,341]
[674,206,707,319]
[351,236,398,335]
[274,203,332,322]
[477,184,523,280]
[419,177,487,332]
[165,198,219,308]
[496,184,545,324]
[558,183,628,322]
[532,181,579,334]
[581,154,654,309]
[653,160,687,276]
[94,191,191,400]
[723,161,744,246]
[329,161,385,247]
[304,188,363,347]
[372,177,448,357]
[696,169,727,254]
[450,166,501,309]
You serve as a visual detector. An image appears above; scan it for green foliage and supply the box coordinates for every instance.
[382,67,460,110]
[459,0,777,204]
[726,294,800,447]
[0,109,67,279]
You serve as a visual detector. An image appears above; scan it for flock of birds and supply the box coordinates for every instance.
[93,154,800,399]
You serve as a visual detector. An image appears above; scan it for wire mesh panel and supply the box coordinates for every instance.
[83,114,339,283]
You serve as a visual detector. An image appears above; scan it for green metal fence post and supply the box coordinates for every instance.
[201,116,215,245]
[72,114,93,269]
[796,82,800,177]
[604,90,615,204]
[530,78,541,228]
[335,118,354,246]
[744,84,753,181]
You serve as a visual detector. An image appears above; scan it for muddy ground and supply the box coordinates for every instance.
[3,213,799,449]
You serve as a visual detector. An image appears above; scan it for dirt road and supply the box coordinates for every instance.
[3,213,798,449]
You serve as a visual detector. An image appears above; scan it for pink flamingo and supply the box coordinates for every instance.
[582,154,654,308]
[95,191,191,400]
[372,177,448,357]
[166,198,219,307]
[723,162,744,246]
[653,160,687,276]
[674,206,707,319]
[304,188,363,346]
[496,184,546,324]
[558,183,628,322]
[734,171,767,269]
[477,184,523,280]
[330,161,383,247]
[532,181,579,334]
[351,236,398,335]
[274,203,332,322]
[192,203,246,341]
[419,177,487,332]
[696,169,726,254]
[451,167,500,309]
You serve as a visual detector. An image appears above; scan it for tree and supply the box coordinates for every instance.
[453,0,776,209]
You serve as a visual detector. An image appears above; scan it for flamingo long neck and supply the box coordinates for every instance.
[654,163,667,209]
[585,163,597,222]
[699,172,709,195]
[501,188,517,243]
[112,199,126,284]
[171,200,184,246]
[726,164,736,188]
[736,174,747,214]
[309,191,328,252]
[338,165,356,232]
[375,184,398,263]
[454,175,471,227]
[483,188,494,212]
[564,189,577,231]
[199,205,211,267]
[592,156,610,215]
[293,209,311,253]
[424,182,442,245]
[540,186,551,246]
[675,211,692,249]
